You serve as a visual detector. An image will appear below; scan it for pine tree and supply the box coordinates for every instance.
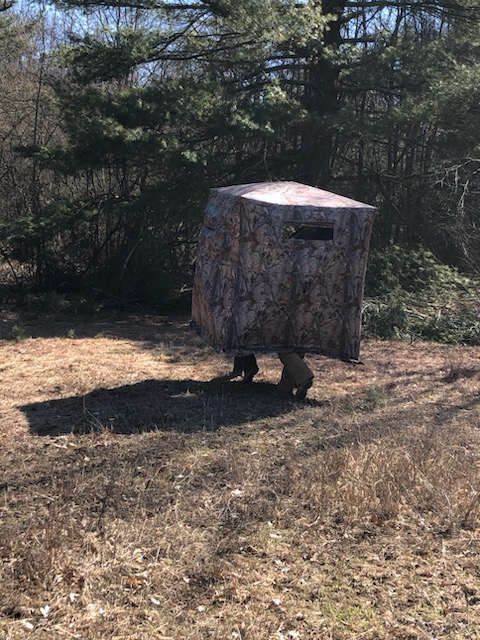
[6,0,480,298]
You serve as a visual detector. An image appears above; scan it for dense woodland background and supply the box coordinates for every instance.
[1,0,480,341]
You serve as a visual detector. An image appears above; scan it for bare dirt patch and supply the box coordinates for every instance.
[1,312,480,639]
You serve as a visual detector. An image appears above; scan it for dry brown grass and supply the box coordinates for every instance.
[1,310,480,639]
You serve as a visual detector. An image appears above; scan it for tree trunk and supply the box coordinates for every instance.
[299,1,345,187]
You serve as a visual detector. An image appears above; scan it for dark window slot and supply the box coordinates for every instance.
[283,225,334,241]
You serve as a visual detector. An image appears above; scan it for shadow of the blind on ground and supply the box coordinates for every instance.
[21,378,322,436]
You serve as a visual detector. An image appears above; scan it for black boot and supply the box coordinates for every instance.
[240,354,259,384]
[227,356,244,380]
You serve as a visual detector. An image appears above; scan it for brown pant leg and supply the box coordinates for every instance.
[278,352,313,391]
[278,360,295,392]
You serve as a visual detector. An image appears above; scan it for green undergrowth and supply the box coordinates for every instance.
[363,246,480,345]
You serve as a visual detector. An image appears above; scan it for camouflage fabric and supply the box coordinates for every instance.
[191,181,376,361]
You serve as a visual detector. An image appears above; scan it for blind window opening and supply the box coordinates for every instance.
[283,224,334,241]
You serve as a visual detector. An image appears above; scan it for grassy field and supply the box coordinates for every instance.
[1,311,480,639]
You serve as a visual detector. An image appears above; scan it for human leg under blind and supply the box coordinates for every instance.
[277,352,314,400]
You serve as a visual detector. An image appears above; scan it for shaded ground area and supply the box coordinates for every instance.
[1,313,480,639]
[22,378,311,436]
[0,306,186,343]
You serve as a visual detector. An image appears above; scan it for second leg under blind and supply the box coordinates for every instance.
[228,354,259,383]
[277,352,314,400]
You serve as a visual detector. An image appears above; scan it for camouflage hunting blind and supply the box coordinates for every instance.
[191,181,376,361]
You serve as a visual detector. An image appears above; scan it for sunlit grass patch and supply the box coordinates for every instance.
[1,316,480,639]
